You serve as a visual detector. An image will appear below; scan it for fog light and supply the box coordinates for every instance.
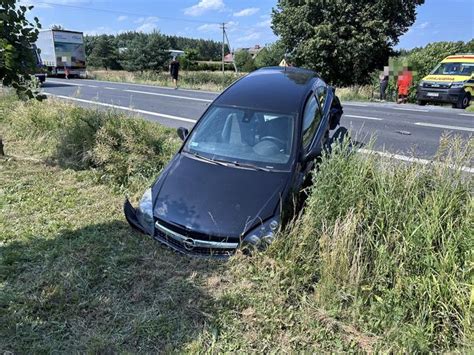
[261,233,275,246]
[243,234,261,247]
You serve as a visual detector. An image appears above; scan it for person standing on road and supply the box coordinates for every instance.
[169,57,180,89]
[397,66,413,104]
[379,66,389,101]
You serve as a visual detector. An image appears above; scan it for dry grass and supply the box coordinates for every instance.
[87,70,244,92]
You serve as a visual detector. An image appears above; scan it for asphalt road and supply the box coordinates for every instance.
[42,78,473,163]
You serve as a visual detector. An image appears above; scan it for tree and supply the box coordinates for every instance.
[254,41,286,68]
[272,0,425,86]
[234,50,256,73]
[179,49,199,70]
[120,33,149,72]
[146,32,170,72]
[0,0,42,98]
[87,35,118,70]
[120,31,170,72]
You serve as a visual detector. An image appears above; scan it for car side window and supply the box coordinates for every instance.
[302,94,322,148]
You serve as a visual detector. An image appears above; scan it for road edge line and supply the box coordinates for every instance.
[45,94,197,123]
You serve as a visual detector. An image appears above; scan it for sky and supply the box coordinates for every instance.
[23,0,474,50]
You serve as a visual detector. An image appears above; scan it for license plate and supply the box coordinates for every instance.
[427,92,439,97]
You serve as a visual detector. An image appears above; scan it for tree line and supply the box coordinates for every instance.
[84,31,229,72]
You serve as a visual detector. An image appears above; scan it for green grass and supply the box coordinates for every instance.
[466,104,474,112]
[1,93,472,352]
[87,70,244,92]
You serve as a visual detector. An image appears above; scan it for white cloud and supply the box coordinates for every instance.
[83,26,116,36]
[135,16,159,32]
[22,0,89,8]
[233,7,259,17]
[236,32,261,43]
[117,15,128,22]
[198,20,237,33]
[197,23,220,32]
[184,0,225,16]
[256,18,271,28]
[418,21,430,29]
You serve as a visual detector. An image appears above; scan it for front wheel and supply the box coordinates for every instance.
[455,93,471,109]
[459,93,471,110]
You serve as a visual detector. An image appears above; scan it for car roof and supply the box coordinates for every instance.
[213,66,321,114]
[443,54,474,63]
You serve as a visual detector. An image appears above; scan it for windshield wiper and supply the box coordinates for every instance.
[227,161,270,172]
[185,151,228,166]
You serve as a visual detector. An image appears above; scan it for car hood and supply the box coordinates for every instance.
[153,153,290,239]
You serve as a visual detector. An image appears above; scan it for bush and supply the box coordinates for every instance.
[1,94,180,191]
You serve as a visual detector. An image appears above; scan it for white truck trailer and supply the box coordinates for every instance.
[36,29,86,78]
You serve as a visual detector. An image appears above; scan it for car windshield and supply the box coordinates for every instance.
[183,105,296,170]
[431,62,474,76]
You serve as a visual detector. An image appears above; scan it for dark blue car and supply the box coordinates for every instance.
[124,67,343,258]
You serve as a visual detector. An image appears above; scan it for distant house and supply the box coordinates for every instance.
[235,45,262,59]
[224,53,234,63]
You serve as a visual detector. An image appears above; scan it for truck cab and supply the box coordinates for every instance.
[416,54,474,109]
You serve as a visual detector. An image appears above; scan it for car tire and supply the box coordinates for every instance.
[456,93,471,109]
[417,100,427,106]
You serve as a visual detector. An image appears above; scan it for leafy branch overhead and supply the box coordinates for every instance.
[272,0,425,86]
[0,0,43,99]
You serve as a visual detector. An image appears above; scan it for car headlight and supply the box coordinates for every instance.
[241,217,280,252]
[451,82,465,88]
[418,81,425,88]
[136,188,154,235]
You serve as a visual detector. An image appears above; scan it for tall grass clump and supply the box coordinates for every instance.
[215,138,473,352]
[0,94,180,192]
[279,139,472,350]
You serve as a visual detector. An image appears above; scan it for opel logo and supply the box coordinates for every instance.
[183,238,196,251]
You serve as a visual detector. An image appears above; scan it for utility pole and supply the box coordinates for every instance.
[221,22,225,74]
[224,28,237,73]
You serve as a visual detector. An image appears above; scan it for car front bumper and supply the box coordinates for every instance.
[123,199,237,259]
[416,87,464,104]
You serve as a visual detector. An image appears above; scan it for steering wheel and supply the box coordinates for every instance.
[260,136,286,150]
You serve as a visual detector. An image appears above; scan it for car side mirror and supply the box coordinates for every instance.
[177,127,189,141]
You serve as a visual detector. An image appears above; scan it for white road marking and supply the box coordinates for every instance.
[104,87,117,90]
[87,85,98,88]
[47,80,84,86]
[343,103,368,107]
[392,107,429,113]
[45,94,197,123]
[124,89,213,103]
[459,113,474,117]
[77,78,220,95]
[345,114,383,121]
[359,148,473,174]
[414,122,474,132]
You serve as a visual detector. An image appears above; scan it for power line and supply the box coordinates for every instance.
[33,1,223,25]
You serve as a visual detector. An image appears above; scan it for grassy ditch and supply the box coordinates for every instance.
[0,93,180,195]
[1,93,473,352]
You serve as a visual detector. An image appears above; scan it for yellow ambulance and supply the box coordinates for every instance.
[416,54,474,109]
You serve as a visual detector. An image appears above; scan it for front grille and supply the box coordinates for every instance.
[423,82,450,90]
[154,220,239,258]
[157,218,233,243]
